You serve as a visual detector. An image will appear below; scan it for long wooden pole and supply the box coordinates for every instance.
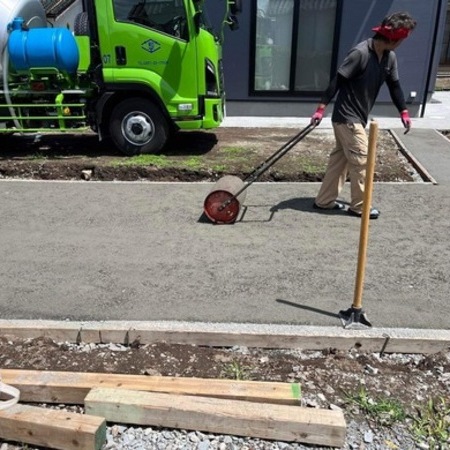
[352,120,378,309]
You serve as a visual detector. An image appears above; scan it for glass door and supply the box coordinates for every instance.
[253,0,338,94]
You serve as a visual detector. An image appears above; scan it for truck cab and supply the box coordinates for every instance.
[90,0,230,154]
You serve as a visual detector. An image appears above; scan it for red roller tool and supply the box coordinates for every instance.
[203,123,316,224]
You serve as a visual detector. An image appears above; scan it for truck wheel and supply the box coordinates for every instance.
[109,98,169,156]
[74,12,90,36]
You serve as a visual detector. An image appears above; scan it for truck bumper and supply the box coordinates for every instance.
[175,98,224,130]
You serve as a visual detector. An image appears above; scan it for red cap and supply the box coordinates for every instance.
[372,25,411,40]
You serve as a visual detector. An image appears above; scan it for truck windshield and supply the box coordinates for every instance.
[113,0,188,40]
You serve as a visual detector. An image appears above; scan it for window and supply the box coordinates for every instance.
[253,0,338,94]
[254,0,294,91]
[113,0,188,40]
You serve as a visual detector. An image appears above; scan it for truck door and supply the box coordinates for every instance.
[98,0,200,117]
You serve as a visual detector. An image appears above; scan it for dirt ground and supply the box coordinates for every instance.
[0,336,449,421]
[0,127,418,183]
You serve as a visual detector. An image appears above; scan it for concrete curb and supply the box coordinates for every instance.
[1,320,449,355]
[390,129,438,184]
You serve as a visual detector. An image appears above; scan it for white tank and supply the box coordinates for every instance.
[0,0,47,75]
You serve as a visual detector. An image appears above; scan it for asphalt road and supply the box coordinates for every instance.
[1,178,449,330]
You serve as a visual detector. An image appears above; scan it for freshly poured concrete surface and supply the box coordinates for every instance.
[0,179,448,330]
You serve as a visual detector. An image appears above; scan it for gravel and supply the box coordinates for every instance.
[0,419,423,450]
[97,421,420,450]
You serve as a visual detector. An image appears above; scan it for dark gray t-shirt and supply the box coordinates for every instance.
[332,39,398,127]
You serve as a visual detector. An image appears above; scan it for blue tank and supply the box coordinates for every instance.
[8,17,79,75]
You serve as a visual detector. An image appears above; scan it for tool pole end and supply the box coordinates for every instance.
[338,306,373,329]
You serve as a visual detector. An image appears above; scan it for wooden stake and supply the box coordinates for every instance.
[353,120,379,309]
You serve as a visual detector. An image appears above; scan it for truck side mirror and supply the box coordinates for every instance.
[227,14,239,31]
[193,11,203,34]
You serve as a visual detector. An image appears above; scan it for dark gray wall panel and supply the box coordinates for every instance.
[208,0,446,115]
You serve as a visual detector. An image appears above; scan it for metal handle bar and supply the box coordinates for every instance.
[243,123,316,184]
[218,123,317,211]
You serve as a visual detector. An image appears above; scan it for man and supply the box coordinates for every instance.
[311,12,417,219]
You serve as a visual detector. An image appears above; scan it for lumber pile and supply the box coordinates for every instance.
[1,369,346,448]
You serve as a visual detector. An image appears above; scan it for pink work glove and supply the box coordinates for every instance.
[311,106,325,125]
[400,110,411,134]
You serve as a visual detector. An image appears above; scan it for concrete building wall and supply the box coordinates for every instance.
[212,0,447,117]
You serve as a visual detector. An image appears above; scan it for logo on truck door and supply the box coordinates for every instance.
[141,39,161,53]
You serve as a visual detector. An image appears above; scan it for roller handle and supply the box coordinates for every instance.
[218,123,316,211]
[243,123,316,184]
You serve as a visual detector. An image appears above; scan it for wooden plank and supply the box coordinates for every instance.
[85,387,346,447]
[1,369,301,405]
[0,403,106,450]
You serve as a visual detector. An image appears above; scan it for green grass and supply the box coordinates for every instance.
[221,146,254,163]
[110,147,257,173]
[183,156,203,169]
[112,154,173,168]
[112,154,206,170]
[409,397,450,449]
[345,385,406,426]
[221,360,251,380]
[211,164,227,172]
[345,387,450,447]
[221,146,248,155]
[299,161,327,174]
[108,145,327,177]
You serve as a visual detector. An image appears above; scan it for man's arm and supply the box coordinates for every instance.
[310,46,362,125]
[386,78,411,133]
[386,78,407,112]
[320,74,344,105]
[311,74,345,124]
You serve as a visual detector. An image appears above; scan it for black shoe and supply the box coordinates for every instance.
[313,201,345,211]
[347,208,380,219]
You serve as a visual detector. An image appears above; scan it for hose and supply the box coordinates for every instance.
[0,373,20,410]
[2,44,22,131]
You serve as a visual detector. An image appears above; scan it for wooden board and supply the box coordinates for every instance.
[85,387,346,447]
[1,369,301,405]
[0,403,106,450]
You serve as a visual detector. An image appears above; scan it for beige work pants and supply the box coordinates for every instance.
[315,122,368,213]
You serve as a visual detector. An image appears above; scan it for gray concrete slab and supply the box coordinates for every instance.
[0,180,448,330]
[392,128,450,185]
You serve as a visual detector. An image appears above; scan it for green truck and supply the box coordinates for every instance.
[0,0,241,155]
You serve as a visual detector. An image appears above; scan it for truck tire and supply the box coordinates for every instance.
[74,12,90,36]
[109,98,169,156]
